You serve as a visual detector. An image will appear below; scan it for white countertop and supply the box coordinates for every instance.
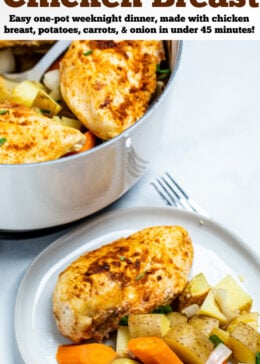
[1,40,260,363]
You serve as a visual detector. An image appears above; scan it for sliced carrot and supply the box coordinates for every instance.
[128,337,184,364]
[79,131,97,152]
[56,342,117,364]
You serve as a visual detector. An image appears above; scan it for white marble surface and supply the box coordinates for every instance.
[1,40,260,363]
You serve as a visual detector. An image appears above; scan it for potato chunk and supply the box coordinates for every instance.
[198,290,227,325]
[116,326,131,357]
[178,273,211,310]
[189,315,219,337]
[214,275,252,313]
[166,312,188,328]
[128,314,170,338]
[164,323,214,364]
[229,322,258,364]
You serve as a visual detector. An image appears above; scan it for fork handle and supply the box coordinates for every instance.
[27,40,72,82]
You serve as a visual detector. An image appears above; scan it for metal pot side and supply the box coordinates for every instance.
[0,40,182,231]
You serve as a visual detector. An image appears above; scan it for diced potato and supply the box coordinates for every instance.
[166,312,188,327]
[178,273,211,310]
[164,323,214,364]
[0,76,17,102]
[198,290,227,325]
[230,322,258,353]
[33,89,61,117]
[128,314,170,338]
[189,315,219,337]
[116,326,131,358]
[227,312,259,333]
[11,80,41,107]
[214,275,252,313]
[210,327,230,345]
[111,359,140,364]
[212,288,239,321]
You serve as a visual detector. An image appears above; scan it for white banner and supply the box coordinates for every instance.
[1,0,260,39]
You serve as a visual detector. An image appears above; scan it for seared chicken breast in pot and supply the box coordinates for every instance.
[60,40,165,140]
[0,103,86,164]
[53,225,193,342]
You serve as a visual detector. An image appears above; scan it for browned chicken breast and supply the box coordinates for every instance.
[53,225,193,343]
[60,40,165,140]
[0,103,86,164]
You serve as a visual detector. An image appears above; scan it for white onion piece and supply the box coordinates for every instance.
[205,343,232,364]
[181,304,200,318]
[42,69,60,91]
[0,49,15,73]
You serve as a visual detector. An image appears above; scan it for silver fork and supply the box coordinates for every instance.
[2,40,71,82]
[151,172,211,218]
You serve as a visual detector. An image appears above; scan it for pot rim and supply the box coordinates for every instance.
[0,40,183,170]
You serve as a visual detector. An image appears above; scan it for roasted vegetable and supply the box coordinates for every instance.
[128,336,184,364]
[178,273,211,310]
[164,323,214,364]
[128,314,171,338]
[198,290,227,325]
[189,315,219,337]
[116,326,131,357]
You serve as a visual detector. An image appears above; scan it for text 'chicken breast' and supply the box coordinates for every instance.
[0,103,86,164]
[53,225,193,343]
[60,40,165,140]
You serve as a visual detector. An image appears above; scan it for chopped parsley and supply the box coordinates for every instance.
[256,352,260,364]
[0,137,7,146]
[119,316,128,326]
[209,334,224,348]
[156,64,171,81]
[135,272,146,281]
[83,50,93,56]
[152,305,172,314]
[0,110,9,115]
[119,256,125,261]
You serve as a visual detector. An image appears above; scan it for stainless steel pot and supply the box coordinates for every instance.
[0,41,182,231]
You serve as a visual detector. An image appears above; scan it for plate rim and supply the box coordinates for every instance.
[15,205,260,363]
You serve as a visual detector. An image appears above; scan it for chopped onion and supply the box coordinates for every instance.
[42,69,60,91]
[205,343,232,364]
[181,304,200,318]
[0,49,15,73]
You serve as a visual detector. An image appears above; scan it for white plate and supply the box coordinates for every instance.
[15,206,260,364]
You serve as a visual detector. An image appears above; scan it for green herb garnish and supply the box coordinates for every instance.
[156,64,171,74]
[0,137,7,146]
[256,352,260,364]
[119,316,128,326]
[0,110,9,115]
[153,305,172,314]
[209,334,224,348]
[83,50,93,56]
[135,272,145,281]
[119,256,125,261]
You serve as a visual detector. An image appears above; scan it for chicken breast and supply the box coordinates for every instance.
[53,225,193,343]
[0,103,86,164]
[60,40,165,140]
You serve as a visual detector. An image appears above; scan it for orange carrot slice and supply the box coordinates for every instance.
[56,342,117,364]
[128,336,184,364]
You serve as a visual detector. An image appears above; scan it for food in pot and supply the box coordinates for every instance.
[60,40,166,140]
[52,225,193,342]
[0,40,170,163]
[0,103,85,164]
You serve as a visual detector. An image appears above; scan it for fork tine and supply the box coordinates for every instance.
[151,181,178,207]
[165,172,211,218]
[151,172,211,218]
